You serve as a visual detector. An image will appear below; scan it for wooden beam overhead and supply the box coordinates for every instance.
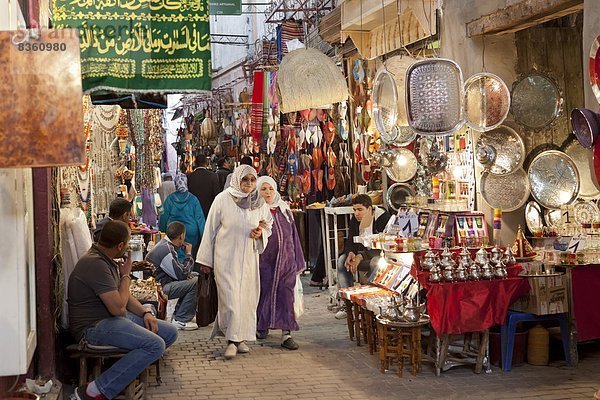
[466,0,583,37]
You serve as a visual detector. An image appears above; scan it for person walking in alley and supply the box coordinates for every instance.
[92,198,132,243]
[215,157,233,191]
[255,176,305,350]
[196,165,272,360]
[68,220,177,400]
[146,221,199,331]
[159,174,206,259]
[187,154,221,218]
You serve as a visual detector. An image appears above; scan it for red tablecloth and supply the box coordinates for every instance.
[571,265,600,342]
[415,268,530,335]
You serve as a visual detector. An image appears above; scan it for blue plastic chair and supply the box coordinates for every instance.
[500,311,572,371]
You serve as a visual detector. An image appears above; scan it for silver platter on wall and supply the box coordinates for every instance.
[475,125,525,175]
[528,150,579,209]
[544,208,562,228]
[525,201,543,234]
[384,148,418,183]
[463,73,511,132]
[510,71,563,131]
[480,168,530,212]
[573,200,600,224]
[406,58,464,136]
[373,67,399,143]
[386,183,415,212]
[563,141,600,199]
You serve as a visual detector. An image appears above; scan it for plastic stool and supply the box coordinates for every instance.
[500,311,571,371]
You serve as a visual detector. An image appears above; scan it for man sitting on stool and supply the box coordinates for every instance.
[68,220,178,400]
[146,221,199,330]
[335,194,390,319]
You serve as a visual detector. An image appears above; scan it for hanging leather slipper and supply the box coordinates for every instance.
[327,166,336,190]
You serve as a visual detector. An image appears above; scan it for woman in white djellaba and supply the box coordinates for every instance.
[196,165,272,359]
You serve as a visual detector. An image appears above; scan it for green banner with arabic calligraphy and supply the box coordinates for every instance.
[52,0,211,93]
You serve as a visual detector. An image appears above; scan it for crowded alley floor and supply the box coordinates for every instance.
[132,276,600,400]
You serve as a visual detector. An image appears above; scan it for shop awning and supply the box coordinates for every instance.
[340,0,436,59]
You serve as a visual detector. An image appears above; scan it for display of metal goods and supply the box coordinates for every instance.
[528,150,579,209]
[475,125,525,175]
[564,140,600,199]
[386,183,415,212]
[510,71,563,130]
[571,108,600,149]
[463,72,510,132]
[384,148,418,183]
[480,168,530,212]
[372,68,399,143]
[406,58,464,135]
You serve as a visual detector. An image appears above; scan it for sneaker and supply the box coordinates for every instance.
[281,337,299,351]
[334,308,347,320]
[224,343,237,359]
[172,320,199,331]
[236,341,250,353]
[74,384,107,400]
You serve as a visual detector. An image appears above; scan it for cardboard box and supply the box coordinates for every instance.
[510,275,568,315]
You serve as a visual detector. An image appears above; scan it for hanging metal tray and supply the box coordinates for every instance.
[525,201,544,234]
[528,150,579,209]
[386,183,416,212]
[384,148,418,183]
[406,58,464,136]
[563,140,600,199]
[573,200,600,224]
[463,72,511,132]
[373,67,399,143]
[475,125,525,175]
[510,71,563,131]
[480,168,530,212]
[544,208,562,228]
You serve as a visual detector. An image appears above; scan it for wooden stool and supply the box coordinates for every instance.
[376,315,429,377]
[434,330,490,376]
[66,343,149,400]
[343,299,355,341]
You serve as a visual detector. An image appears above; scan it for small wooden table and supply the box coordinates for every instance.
[376,315,430,377]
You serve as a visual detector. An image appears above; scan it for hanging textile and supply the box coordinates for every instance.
[277,20,304,63]
[251,71,266,143]
[52,0,212,93]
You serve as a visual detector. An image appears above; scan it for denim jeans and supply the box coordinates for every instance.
[163,276,198,323]
[84,312,178,399]
[337,254,353,289]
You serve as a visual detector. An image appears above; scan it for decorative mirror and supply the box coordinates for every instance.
[406,58,464,136]
[480,168,530,212]
[510,72,563,130]
[463,73,510,132]
[475,125,525,175]
[372,68,399,143]
[528,150,579,209]
[384,148,418,182]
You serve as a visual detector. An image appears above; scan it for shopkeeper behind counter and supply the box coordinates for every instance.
[337,194,391,290]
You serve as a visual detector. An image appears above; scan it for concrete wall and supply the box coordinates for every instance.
[583,0,600,109]
[439,0,522,247]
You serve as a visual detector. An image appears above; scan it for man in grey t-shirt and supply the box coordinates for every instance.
[68,221,178,400]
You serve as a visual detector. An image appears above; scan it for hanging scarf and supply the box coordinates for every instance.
[227,165,264,210]
[256,175,291,221]
[174,173,188,193]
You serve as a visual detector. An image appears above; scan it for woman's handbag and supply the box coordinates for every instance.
[196,270,218,327]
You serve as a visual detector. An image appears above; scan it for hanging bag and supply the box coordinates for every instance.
[196,270,218,327]
[293,274,304,319]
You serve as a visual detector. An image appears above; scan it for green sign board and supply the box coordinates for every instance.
[52,0,212,93]
[210,0,241,15]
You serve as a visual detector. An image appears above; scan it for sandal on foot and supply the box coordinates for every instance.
[281,337,299,350]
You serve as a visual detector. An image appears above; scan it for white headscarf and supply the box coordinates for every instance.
[227,165,264,210]
[256,176,292,221]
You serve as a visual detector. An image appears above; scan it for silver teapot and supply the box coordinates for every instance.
[481,262,494,280]
[474,246,490,266]
[379,294,404,321]
[440,247,456,282]
[403,297,426,323]
[421,250,437,271]
[494,260,507,279]
[429,264,442,283]
[490,246,503,265]
[469,263,481,281]
[503,247,516,266]
[455,263,468,281]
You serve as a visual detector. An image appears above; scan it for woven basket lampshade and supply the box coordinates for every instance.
[277,48,349,113]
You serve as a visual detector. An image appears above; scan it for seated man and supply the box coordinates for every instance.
[146,221,199,331]
[93,198,132,242]
[68,220,177,400]
[335,194,390,319]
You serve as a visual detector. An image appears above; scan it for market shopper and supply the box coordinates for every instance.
[187,154,221,218]
[68,220,177,400]
[196,165,272,360]
[157,172,176,203]
[335,194,390,319]
[93,198,132,242]
[146,221,198,331]
[159,174,206,259]
[215,157,233,191]
[255,176,305,350]
[224,155,253,189]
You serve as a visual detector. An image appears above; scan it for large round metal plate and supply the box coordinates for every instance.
[384,148,418,183]
[480,169,530,212]
[386,183,415,212]
[573,200,600,224]
[525,201,543,234]
[590,35,600,105]
[463,73,510,132]
[544,209,562,228]
[564,141,600,199]
[511,72,562,130]
[394,126,417,146]
[528,150,579,209]
[373,68,399,143]
[406,58,464,135]
[475,125,525,175]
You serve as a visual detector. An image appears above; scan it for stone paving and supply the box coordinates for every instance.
[147,277,600,400]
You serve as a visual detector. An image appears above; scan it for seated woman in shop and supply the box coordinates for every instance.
[335,194,390,319]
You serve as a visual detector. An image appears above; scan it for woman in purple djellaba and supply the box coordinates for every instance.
[255,176,305,350]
